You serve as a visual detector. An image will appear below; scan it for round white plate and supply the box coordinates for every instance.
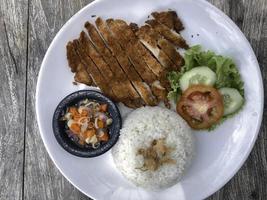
[36,0,264,199]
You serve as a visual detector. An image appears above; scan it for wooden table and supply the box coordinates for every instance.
[0,0,266,199]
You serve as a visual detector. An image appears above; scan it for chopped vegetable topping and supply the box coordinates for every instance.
[62,99,112,148]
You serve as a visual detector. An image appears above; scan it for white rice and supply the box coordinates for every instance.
[112,106,194,189]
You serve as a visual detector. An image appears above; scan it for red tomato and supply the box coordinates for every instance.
[177,85,224,129]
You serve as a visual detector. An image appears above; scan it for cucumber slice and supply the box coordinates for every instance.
[219,87,244,116]
[179,66,216,91]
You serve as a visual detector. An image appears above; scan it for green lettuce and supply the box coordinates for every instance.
[168,45,244,99]
[167,45,245,130]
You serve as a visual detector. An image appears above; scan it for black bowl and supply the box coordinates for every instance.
[52,90,122,157]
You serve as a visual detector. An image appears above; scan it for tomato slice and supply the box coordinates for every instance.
[177,85,224,129]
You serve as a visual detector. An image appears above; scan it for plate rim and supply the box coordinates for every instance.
[36,0,264,199]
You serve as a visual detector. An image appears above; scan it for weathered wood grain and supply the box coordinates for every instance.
[24,1,93,200]
[0,0,28,199]
[0,0,266,199]
[24,0,267,199]
[207,0,267,200]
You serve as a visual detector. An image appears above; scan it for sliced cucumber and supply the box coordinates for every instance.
[219,87,244,116]
[179,66,216,91]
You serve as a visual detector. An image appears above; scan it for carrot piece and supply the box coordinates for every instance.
[73,115,81,121]
[98,132,109,142]
[69,107,79,116]
[80,109,89,117]
[97,120,105,128]
[99,104,108,112]
[70,123,80,134]
[84,129,96,139]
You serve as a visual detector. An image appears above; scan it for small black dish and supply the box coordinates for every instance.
[52,90,122,157]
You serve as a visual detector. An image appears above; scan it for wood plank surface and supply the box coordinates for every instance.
[0,0,28,199]
[23,1,93,200]
[0,0,266,199]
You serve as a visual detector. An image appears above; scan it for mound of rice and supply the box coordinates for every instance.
[112,106,194,189]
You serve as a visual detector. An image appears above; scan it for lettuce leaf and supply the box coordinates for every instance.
[167,45,245,130]
[167,45,244,99]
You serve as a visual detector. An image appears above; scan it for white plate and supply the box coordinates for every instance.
[36,0,264,199]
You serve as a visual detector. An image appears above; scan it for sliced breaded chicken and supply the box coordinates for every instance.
[157,39,184,68]
[126,23,165,77]
[74,63,93,85]
[78,32,138,107]
[136,25,184,69]
[79,32,113,80]
[84,21,121,81]
[134,24,178,71]
[71,40,117,100]
[95,17,157,106]
[151,81,167,100]
[107,19,172,103]
[66,42,80,72]
[106,19,158,83]
[146,19,188,49]
[151,80,170,108]
[65,10,190,108]
[84,21,143,107]
[66,42,93,85]
[151,11,184,32]
[133,24,177,94]
[107,19,171,103]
